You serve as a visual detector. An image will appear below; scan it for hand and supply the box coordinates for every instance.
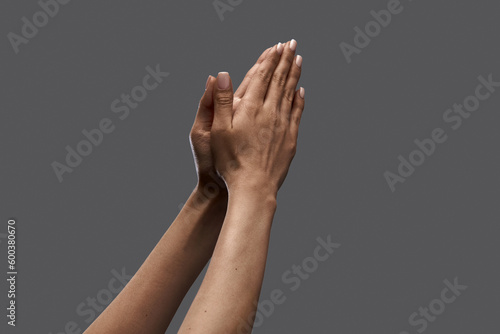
[210,40,305,196]
[189,47,273,190]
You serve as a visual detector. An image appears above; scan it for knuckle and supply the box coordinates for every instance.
[268,111,279,125]
[293,65,302,76]
[272,117,280,128]
[189,125,200,137]
[211,126,229,139]
[289,67,301,83]
[270,52,281,66]
[293,112,303,125]
[215,93,233,105]
[272,72,287,87]
[211,123,224,133]
[283,54,294,67]
[283,89,295,103]
[240,98,259,112]
[294,95,305,108]
[281,111,292,124]
[256,68,272,83]
[298,98,305,109]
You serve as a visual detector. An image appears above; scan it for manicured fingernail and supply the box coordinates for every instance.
[217,72,230,90]
[277,42,284,55]
[299,87,305,99]
[296,55,303,68]
[205,75,211,90]
[290,39,297,52]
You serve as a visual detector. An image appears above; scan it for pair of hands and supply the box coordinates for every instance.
[83,42,304,334]
[190,40,305,198]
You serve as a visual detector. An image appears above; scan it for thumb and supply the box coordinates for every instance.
[212,72,234,128]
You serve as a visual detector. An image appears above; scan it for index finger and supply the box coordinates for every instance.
[234,47,272,98]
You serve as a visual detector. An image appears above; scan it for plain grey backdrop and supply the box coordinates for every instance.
[1,0,499,333]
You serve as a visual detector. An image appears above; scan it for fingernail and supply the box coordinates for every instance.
[290,39,297,52]
[299,87,305,99]
[217,72,230,90]
[277,42,284,55]
[205,75,211,90]
[296,55,303,68]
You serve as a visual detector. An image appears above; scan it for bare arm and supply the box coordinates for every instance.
[83,47,273,334]
[83,179,227,334]
[179,39,305,333]
[178,186,277,333]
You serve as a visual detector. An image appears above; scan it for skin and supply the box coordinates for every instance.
[83,41,304,334]
[179,40,304,333]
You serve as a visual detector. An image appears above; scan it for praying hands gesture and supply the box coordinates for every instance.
[84,40,305,334]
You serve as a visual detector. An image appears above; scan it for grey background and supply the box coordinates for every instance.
[1,0,499,333]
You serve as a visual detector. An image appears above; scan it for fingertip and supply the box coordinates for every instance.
[277,42,284,55]
[204,76,216,93]
[205,75,211,90]
[282,41,292,56]
[208,75,216,89]
[200,77,215,108]
[268,44,282,64]
[291,89,305,127]
[217,72,231,90]
[295,55,303,68]
[269,44,278,56]
[263,46,272,56]
[258,47,272,63]
[292,88,305,111]
[204,76,216,98]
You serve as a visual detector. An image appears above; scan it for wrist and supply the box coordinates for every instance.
[179,184,227,229]
[228,183,278,211]
[225,187,277,231]
[194,181,228,207]
[227,178,278,199]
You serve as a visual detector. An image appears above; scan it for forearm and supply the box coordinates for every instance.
[179,40,303,333]
[84,184,227,334]
[179,186,277,333]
